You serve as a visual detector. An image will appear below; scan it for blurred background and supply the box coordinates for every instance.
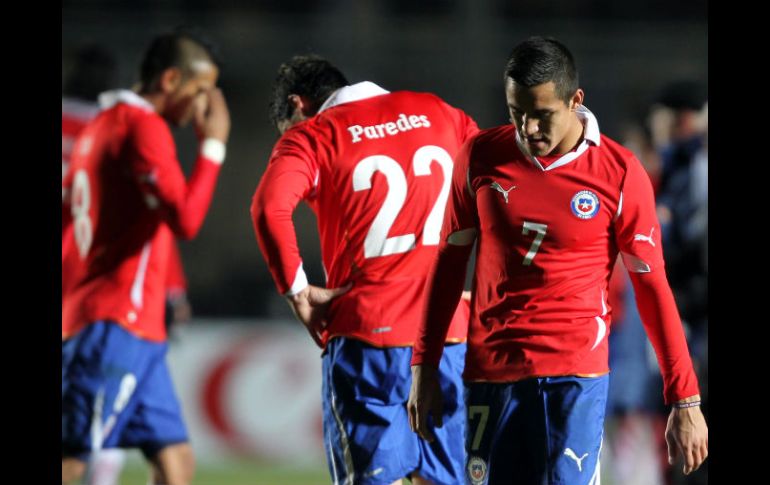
[62,1,707,484]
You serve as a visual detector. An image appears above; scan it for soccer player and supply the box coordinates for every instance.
[407,37,708,485]
[61,31,230,485]
[251,55,478,485]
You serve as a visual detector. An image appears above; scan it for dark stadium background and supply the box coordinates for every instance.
[62,2,707,484]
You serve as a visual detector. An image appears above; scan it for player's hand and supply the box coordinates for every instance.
[665,398,708,475]
[461,291,472,302]
[407,364,444,442]
[287,283,352,348]
[194,88,231,144]
[169,293,192,325]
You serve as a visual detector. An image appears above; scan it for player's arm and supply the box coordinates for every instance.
[250,130,348,347]
[165,240,191,325]
[130,88,230,240]
[615,156,707,475]
[408,138,477,442]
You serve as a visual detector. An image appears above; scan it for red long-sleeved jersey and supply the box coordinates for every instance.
[252,82,478,348]
[412,106,699,404]
[62,90,220,342]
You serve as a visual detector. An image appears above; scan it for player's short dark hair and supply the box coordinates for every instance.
[504,36,578,104]
[139,29,220,92]
[63,45,117,101]
[269,55,349,127]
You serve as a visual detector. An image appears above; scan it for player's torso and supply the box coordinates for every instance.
[471,128,623,315]
[308,92,464,284]
[67,105,160,272]
[464,126,626,379]
[63,104,168,340]
[305,91,469,345]
[62,98,100,291]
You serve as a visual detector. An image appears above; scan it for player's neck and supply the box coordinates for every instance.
[551,114,585,156]
[138,91,165,114]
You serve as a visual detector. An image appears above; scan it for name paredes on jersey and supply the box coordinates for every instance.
[348,114,431,143]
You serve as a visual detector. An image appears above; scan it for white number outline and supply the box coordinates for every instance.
[352,146,453,258]
[522,221,548,266]
[469,405,490,451]
[72,169,93,259]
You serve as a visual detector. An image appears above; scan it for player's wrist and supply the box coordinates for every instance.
[285,284,310,302]
[200,138,226,165]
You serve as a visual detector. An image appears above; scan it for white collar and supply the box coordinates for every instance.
[97,89,156,112]
[577,104,601,146]
[515,104,601,171]
[318,81,390,113]
[61,97,101,121]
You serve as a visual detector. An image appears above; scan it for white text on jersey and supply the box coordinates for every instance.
[348,114,431,143]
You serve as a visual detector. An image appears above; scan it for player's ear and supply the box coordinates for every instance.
[569,89,584,111]
[159,67,183,94]
[289,94,316,118]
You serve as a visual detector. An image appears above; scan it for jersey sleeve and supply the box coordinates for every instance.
[441,137,480,241]
[412,137,478,367]
[128,113,222,240]
[251,126,320,296]
[614,155,700,404]
[437,97,480,145]
[613,156,665,274]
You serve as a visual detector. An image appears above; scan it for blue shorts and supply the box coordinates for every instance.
[322,337,466,485]
[465,375,608,485]
[62,321,188,460]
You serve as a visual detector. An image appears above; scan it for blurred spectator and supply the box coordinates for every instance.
[603,124,667,485]
[648,81,708,485]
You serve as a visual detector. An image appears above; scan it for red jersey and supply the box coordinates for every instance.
[62,90,222,342]
[62,98,101,292]
[252,82,478,348]
[413,106,699,402]
[62,97,100,183]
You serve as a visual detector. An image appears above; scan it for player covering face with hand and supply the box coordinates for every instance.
[62,30,230,485]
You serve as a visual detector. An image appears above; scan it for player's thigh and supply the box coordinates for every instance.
[322,337,419,485]
[61,321,158,459]
[464,379,546,485]
[542,375,609,485]
[119,354,190,462]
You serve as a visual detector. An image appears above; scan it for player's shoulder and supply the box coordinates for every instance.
[283,115,332,142]
[467,125,515,154]
[475,124,514,143]
[271,118,329,161]
[594,133,642,173]
[97,90,164,129]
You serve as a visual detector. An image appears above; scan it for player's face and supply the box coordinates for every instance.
[165,62,220,127]
[506,78,582,157]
